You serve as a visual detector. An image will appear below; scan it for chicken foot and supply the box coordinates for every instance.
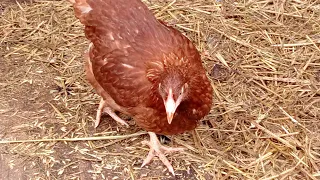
[95,98,129,128]
[141,132,184,176]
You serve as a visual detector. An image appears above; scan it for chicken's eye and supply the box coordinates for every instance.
[179,83,188,96]
[158,83,165,96]
[179,87,184,95]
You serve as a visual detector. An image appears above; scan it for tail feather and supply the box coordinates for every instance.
[67,0,173,57]
[68,0,91,23]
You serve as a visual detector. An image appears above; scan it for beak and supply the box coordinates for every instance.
[164,89,177,124]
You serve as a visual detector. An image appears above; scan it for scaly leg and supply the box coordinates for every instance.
[95,98,129,128]
[141,132,184,176]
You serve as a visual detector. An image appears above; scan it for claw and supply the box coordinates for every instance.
[95,98,129,128]
[141,132,184,176]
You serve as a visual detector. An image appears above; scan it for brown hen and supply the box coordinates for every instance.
[69,0,213,175]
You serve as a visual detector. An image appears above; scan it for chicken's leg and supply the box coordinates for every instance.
[141,132,184,175]
[95,98,129,128]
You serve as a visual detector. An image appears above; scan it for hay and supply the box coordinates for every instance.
[0,0,319,179]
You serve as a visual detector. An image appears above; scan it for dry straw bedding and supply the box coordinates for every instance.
[0,0,319,179]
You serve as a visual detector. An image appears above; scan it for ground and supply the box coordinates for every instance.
[0,0,320,180]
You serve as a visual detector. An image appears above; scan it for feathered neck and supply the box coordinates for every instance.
[146,53,189,84]
[160,68,185,83]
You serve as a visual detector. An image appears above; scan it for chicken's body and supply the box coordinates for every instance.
[70,0,212,175]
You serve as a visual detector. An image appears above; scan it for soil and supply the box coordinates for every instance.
[0,1,200,179]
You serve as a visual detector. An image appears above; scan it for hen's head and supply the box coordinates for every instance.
[158,71,188,124]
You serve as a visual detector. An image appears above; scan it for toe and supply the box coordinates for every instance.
[162,146,185,153]
[157,152,175,176]
[94,117,101,128]
[141,149,155,167]
[120,121,129,127]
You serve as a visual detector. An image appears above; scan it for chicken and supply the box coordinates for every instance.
[69,0,213,175]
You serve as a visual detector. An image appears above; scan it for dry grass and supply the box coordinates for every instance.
[0,0,320,179]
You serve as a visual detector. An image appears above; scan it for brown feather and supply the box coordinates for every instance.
[71,0,213,135]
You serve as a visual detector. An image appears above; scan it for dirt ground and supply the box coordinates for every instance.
[0,0,201,179]
[0,1,51,179]
[1,0,320,180]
